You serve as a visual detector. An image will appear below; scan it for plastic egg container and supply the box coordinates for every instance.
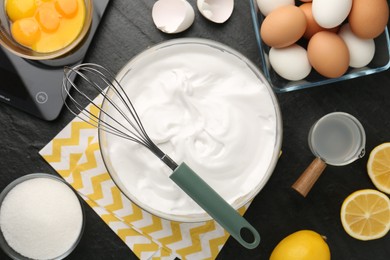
[250,0,390,92]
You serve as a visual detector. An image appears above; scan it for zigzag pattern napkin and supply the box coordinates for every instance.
[39,100,250,260]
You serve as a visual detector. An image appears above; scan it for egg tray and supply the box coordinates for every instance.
[249,0,390,93]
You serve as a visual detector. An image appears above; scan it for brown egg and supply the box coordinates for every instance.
[349,0,389,39]
[307,31,350,78]
[299,3,339,39]
[260,5,307,48]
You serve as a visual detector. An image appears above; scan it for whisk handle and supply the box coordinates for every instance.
[170,162,260,249]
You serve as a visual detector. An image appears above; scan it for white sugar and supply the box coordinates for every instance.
[0,177,83,259]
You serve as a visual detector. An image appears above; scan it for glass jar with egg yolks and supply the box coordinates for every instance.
[5,0,86,53]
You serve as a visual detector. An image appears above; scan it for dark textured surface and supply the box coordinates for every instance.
[1,0,390,259]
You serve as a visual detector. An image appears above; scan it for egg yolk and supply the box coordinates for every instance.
[55,0,78,18]
[11,18,40,47]
[37,6,60,32]
[5,0,85,53]
[6,0,36,22]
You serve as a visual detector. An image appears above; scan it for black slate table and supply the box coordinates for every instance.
[1,0,390,259]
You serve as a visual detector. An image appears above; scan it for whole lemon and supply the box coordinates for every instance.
[270,230,331,260]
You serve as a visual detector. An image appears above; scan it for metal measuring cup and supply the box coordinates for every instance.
[292,112,366,197]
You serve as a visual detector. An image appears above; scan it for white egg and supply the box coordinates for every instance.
[256,0,294,16]
[338,24,375,68]
[197,0,234,23]
[269,44,312,81]
[152,0,195,34]
[312,0,352,28]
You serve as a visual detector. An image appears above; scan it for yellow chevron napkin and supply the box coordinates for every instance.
[39,99,251,260]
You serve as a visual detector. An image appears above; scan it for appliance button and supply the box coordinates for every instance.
[36,92,48,104]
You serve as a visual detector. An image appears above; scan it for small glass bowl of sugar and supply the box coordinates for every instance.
[0,173,85,260]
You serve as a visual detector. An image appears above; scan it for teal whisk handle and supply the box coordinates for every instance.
[170,162,260,249]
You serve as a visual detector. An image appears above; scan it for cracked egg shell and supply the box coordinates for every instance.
[152,0,195,34]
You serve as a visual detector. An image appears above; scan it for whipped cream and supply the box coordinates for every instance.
[101,40,279,220]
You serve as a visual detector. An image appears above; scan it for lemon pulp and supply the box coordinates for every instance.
[367,143,390,194]
[340,189,390,240]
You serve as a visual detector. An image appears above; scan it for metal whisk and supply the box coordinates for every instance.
[62,63,178,171]
[62,63,260,249]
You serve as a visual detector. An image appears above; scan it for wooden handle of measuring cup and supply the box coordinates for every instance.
[292,157,327,197]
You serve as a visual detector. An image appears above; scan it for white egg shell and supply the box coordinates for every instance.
[269,44,312,81]
[197,0,234,23]
[256,0,294,16]
[338,24,375,68]
[152,0,195,33]
[312,0,352,28]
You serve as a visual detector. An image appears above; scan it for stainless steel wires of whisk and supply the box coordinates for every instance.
[61,63,178,170]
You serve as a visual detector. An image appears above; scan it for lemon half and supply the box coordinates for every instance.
[367,143,390,194]
[340,189,390,240]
